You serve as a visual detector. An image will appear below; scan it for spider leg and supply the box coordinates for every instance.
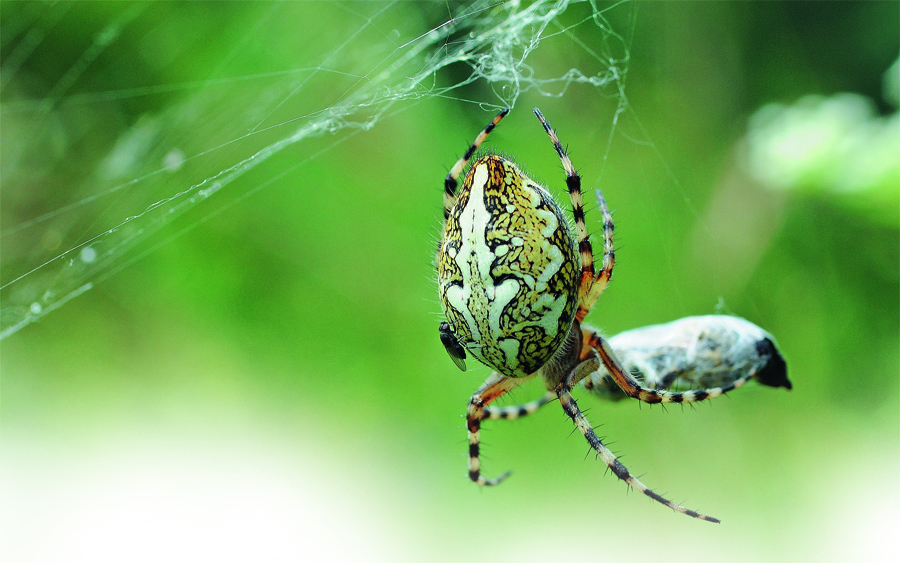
[532,109,616,322]
[443,108,510,221]
[484,391,556,420]
[532,108,597,311]
[466,372,528,485]
[585,327,754,404]
[578,190,615,322]
[556,358,720,523]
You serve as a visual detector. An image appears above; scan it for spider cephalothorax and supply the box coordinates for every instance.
[435,108,789,523]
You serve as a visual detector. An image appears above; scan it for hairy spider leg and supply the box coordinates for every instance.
[532,108,615,322]
[556,355,721,523]
[443,108,510,220]
[484,391,556,420]
[466,372,528,486]
[579,190,615,321]
[585,328,755,404]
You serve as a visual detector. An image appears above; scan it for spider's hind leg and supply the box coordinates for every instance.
[533,108,602,317]
[579,190,616,321]
[556,357,720,523]
[443,108,509,221]
[532,109,616,323]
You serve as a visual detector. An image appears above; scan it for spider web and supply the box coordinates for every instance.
[0,0,634,339]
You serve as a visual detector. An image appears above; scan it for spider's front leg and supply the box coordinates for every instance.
[556,356,720,523]
[466,372,534,485]
[483,391,556,420]
[584,328,753,405]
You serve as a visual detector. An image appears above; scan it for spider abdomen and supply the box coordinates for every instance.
[438,154,579,378]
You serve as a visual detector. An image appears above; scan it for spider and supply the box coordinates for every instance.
[436,107,789,523]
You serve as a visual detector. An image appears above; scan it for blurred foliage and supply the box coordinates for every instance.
[1,1,898,562]
[743,89,898,226]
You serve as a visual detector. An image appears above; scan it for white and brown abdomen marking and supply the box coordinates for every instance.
[438,155,579,378]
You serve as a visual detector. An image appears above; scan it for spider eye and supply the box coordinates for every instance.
[439,321,467,371]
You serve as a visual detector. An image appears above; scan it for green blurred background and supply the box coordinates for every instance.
[2,1,898,561]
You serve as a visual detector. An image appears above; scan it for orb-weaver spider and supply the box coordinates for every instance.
[435,108,789,523]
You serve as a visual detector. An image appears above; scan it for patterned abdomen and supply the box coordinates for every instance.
[437,155,579,378]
